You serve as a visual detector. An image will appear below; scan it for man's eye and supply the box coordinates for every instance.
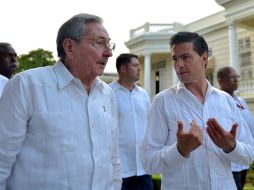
[96,40,104,46]
[172,57,177,62]
[182,55,191,60]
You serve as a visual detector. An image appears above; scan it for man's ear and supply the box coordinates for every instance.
[202,52,208,63]
[63,38,75,60]
[120,64,127,73]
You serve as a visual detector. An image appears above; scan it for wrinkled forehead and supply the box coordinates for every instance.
[84,22,111,40]
[0,45,16,54]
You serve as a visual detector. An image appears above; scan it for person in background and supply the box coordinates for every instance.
[217,66,254,190]
[110,53,153,190]
[0,42,18,79]
[0,42,18,97]
[0,74,8,97]
[142,31,254,190]
[0,13,121,190]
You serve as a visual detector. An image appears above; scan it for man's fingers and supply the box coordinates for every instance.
[230,123,238,137]
[177,120,184,135]
[190,120,196,126]
[207,118,225,140]
[190,120,198,133]
[206,126,214,139]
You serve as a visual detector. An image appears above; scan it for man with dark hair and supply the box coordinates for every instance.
[0,42,18,97]
[0,13,121,190]
[217,66,254,190]
[0,42,18,79]
[142,31,254,190]
[110,53,153,190]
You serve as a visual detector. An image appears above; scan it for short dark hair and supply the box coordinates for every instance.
[56,13,103,61]
[169,31,208,56]
[116,53,138,73]
[0,43,13,53]
[217,66,232,80]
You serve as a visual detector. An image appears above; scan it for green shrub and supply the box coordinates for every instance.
[152,174,161,190]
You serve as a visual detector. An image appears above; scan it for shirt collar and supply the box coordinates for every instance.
[52,60,75,90]
[113,81,140,92]
[92,77,105,92]
[175,80,217,95]
[52,60,106,92]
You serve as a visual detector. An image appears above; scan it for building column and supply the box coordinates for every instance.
[228,23,238,70]
[144,53,151,96]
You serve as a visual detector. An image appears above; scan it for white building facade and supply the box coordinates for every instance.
[125,0,254,111]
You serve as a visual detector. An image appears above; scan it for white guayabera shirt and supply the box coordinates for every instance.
[110,81,150,178]
[0,74,8,97]
[142,81,254,190]
[231,95,254,172]
[0,61,121,190]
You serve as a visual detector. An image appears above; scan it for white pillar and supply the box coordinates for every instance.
[228,23,238,70]
[144,53,151,96]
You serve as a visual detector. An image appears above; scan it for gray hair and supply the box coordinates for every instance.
[56,13,103,61]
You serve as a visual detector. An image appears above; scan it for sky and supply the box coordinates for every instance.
[0,0,224,73]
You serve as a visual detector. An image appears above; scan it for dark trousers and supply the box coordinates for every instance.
[232,170,248,190]
[121,174,153,190]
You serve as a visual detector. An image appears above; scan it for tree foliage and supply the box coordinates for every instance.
[16,48,56,73]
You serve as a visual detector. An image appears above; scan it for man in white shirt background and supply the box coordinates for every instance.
[0,42,18,97]
[217,66,254,190]
[110,53,153,190]
[0,75,8,97]
[0,13,121,190]
[0,43,18,79]
[142,31,254,190]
